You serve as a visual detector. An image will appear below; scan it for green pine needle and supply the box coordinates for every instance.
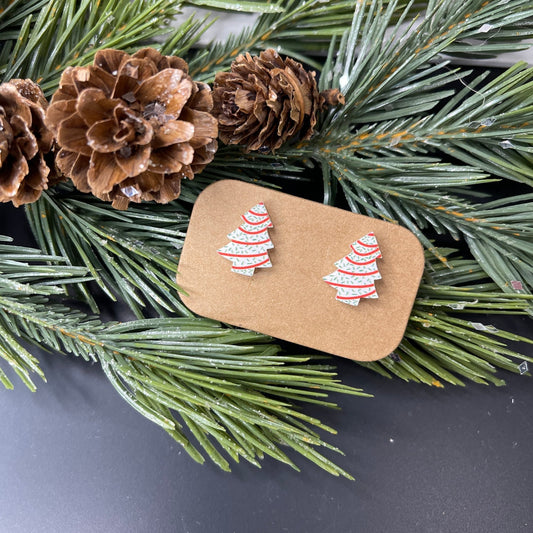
[361,249,533,386]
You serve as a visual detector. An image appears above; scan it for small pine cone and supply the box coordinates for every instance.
[0,79,54,207]
[45,48,218,210]
[213,49,344,153]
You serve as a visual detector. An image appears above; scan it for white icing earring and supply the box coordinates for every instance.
[217,202,274,276]
[323,232,382,305]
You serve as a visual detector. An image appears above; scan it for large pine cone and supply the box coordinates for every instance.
[213,49,343,153]
[45,48,218,210]
[0,79,54,207]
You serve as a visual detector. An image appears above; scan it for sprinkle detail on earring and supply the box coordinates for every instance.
[217,202,274,276]
[323,232,382,305]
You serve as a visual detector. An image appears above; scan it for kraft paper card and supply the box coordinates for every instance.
[177,179,424,361]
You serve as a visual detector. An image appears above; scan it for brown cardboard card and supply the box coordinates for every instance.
[177,180,424,361]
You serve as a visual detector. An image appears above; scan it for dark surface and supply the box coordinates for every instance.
[1,335,532,533]
[1,207,532,533]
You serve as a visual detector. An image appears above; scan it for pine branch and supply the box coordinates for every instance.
[187,0,329,79]
[197,145,308,194]
[183,0,284,13]
[326,161,533,295]
[187,0,419,81]
[0,0,47,70]
[0,235,91,390]
[270,0,533,296]
[425,0,533,59]
[321,63,533,186]
[0,0,47,38]
[0,281,367,477]
[0,0,45,32]
[0,0,183,93]
[23,187,372,475]
[320,0,533,122]
[26,184,192,317]
[226,147,533,298]
[426,64,533,185]
[2,0,532,483]
[178,0,533,388]
[360,249,533,386]
[185,0,447,82]
[159,12,215,59]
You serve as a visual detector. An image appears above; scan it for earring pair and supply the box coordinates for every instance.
[217,203,382,305]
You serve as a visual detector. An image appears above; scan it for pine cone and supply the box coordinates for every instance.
[0,79,54,207]
[212,49,344,153]
[45,48,218,210]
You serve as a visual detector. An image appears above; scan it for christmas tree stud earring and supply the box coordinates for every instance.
[323,232,382,305]
[217,202,274,276]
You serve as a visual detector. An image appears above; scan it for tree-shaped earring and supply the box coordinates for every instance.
[323,232,382,305]
[217,202,274,276]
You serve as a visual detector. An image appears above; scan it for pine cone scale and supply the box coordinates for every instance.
[187,83,214,112]
[191,141,216,170]
[0,140,9,166]
[158,176,181,203]
[55,148,76,175]
[121,58,157,85]
[88,152,126,195]
[56,149,89,190]
[0,152,28,195]
[135,69,192,117]
[76,89,121,125]
[115,144,150,177]
[179,108,218,143]
[57,114,93,156]
[54,69,79,98]
[134,171,162,193]
[112,73,144,102]
[26,158,49,187]
[94,49,128,75]
[152,120,194,149]
[115,107,154,146]
[71,67,113,97]
[282,70,306,125]
[149,143,193,173]
[11,116,39,160]
[46,99,76,129]
[86,119,124,152]
[234,88,255,114]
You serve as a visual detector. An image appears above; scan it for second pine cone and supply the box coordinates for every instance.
[213,49,343,154]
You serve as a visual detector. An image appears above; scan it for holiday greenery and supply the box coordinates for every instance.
[1,0,533,477]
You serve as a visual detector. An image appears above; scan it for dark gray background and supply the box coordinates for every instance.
[1,201,532,532]
[1,332,532,533]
